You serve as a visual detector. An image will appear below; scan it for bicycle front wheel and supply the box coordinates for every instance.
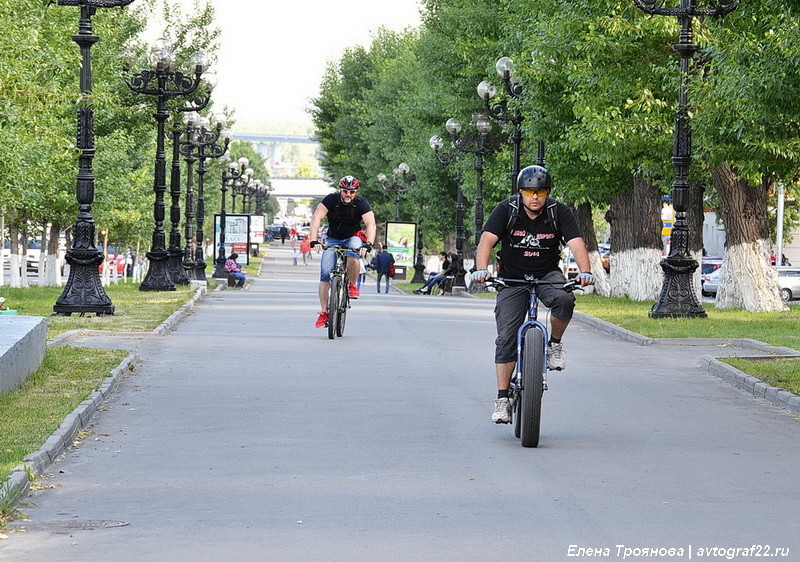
[327,274,340,340]
[520,326,545,447]
[336,274,348,337]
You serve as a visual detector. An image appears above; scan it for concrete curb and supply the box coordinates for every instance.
[0,352,138,511]
[701,356,800,415]
[46,287,206,346]
[1,287,206,510]
[573,311,799,415]
[573,311,656,345]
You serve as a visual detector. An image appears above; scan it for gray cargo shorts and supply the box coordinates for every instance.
[493,269,575,364]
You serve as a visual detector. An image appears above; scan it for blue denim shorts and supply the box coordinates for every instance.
[320,236,362,282]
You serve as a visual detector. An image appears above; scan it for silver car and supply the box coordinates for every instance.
[776,267,800,302]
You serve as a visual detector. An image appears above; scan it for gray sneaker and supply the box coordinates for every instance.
[491,398,512,424]
[547,342,565,370]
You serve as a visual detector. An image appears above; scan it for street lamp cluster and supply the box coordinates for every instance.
[120,36,269,292]
[377,163,414,222]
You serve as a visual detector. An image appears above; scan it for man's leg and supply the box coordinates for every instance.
[318,281,330,311]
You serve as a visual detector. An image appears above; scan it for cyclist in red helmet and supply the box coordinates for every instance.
[309,176,376,328]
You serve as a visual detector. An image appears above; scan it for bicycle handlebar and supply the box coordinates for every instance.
[489,277,581,293]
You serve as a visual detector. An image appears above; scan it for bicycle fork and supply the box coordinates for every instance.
[514,319,550,394]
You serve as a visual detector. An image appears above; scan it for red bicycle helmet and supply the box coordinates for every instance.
[339,176,361,190]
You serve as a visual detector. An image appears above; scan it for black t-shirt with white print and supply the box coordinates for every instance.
[482,196,583,279]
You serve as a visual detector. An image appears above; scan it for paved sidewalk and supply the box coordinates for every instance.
[1,242,798,561]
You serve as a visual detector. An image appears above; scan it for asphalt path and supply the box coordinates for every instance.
[1,244,798,561]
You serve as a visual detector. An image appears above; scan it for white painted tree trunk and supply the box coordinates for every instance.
[8,255,26,288]
[609,247,662,301]
[588,250,611,297]
[42,254,62,287]
[715,240,786,312]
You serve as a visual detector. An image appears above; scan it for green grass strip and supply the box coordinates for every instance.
[0,347,128,483]
[0,282,194,338]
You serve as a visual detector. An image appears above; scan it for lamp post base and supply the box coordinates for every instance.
[54,250,115,316]
[167,247,189,285]
[649,256,706,318]
[411,263,426,284]
[211,257,227,279]
[140,250,176,291]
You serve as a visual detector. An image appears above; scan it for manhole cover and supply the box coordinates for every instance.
[17,519,129,532]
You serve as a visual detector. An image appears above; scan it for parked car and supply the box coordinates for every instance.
[776,267,800,302]
[99,253,127,275]
[299,226,311,240]
[701,256,723,275]
[701,267,721,296]
[2,240,41,270]
[564,257,579,279]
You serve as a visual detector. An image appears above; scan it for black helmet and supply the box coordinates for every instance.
[516,165,552,191]
[338,175,361,190]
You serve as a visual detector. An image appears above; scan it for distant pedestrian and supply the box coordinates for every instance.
[371,243,394,294]
[291,247,299,266]
[280,223,288,245]
[300,238,312,264]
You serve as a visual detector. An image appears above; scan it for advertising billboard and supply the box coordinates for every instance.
[214,214,251,265]
[385,221,417,270]
[250,215,265,244]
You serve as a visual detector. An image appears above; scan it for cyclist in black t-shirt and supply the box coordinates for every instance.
[471,165,594,424]
[309,176,376,328]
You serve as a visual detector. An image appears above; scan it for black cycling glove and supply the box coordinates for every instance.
[362,242,373,253]
[310,241,320,248]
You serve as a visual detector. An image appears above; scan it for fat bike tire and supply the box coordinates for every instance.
[520,326,545,447]
[328,275,339,340]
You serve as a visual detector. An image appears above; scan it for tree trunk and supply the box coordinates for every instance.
[43,222,62,287]
[574,201,610,297]
[711,163,784,311]
[688,179,706,302]
[605,175,663,300]
[8,217,23,288]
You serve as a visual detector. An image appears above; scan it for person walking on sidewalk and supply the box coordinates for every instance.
[300,237,312,264]
[309,176,376,328]
[372,243,395,294]
[471,165,594,424]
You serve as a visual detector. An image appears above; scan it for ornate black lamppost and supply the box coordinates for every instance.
[54,0,136,316]
[429,135,467,289]
[179,112,230,280]
[445,116,500,248]
[377,166,409,221]
[379,163,426,282]
[212,158,248,279]
[634,0,739,318]
[192,116,230,279]
[478,56,542,196]
[125,37,209,291]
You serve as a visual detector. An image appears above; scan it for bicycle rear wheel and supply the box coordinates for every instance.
[336,274,348,337]
[520,326,545,447]
[327,274,340,340]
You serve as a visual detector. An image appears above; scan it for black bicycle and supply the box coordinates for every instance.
[490,276,580,447]
[326,245,351,339]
